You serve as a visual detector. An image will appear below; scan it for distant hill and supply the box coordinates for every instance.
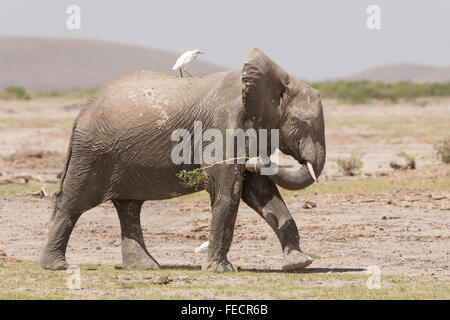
[345,64,450,83]
[0,36,225,90]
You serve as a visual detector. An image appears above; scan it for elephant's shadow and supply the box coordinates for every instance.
[161,265,366,274]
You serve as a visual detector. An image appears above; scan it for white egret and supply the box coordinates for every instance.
[194,241,209,253]
[172,49,205,77]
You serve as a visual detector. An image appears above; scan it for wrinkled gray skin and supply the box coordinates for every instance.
[39,49,326,272]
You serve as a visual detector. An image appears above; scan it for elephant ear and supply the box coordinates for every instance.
[242,48,290,128]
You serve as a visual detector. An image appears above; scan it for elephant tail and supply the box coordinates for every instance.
[50,118,78,223]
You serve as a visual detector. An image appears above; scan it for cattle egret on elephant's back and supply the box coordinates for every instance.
[172,49,205,77]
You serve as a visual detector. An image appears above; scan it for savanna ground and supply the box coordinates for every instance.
[0,96,449,299]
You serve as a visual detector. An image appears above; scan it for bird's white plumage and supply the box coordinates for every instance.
[172,49,204,71]
[194,241,209,253]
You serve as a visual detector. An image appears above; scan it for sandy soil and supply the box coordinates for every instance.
[0,98,449,281]
[0,178,449,280]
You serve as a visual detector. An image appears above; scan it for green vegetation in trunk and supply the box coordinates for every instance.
[176,169,206,190]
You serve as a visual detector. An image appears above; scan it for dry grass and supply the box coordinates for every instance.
[1,175,448,199]
[434,139,450,164]
[0,257,448,299]
[0,117,75,129]
[336,153,364,176]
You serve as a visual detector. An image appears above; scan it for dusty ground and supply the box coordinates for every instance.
[0,180,449,279]
[0,97,449,298]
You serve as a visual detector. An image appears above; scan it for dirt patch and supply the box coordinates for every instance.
[0,183,448,280]
[5,150,64,167]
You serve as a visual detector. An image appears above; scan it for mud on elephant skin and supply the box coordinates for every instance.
[39,48,326,272]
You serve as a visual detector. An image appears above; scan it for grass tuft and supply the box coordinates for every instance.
[434,138,450,164]
[336,153,364,176]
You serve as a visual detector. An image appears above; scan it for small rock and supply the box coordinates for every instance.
[0,250,6,262]
[197,234,207,240]
[302,201,317,209]
[344,195,354,201]
[382,216,400,220]
[153,276,172,285]
[258,234,268,240]
[30,185,48,198]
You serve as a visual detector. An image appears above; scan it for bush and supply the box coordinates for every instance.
[434,139,450,164]
[336,153,364,176]
[389,152,416,170]
[28,88,98,99]
[309,81,450,104]
[0,86,30,100]
[0,87,98,100]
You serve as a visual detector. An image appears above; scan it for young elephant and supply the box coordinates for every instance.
[40,49,326,272]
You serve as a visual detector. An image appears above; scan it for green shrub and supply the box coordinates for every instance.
[28,88,98,99]
[336,153,364,176]
[0,86,30,100]
[309,81,450,104]
[434,139,450,164]
[0,87,98,100]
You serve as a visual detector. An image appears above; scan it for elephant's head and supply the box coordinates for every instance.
[242,49,326,190]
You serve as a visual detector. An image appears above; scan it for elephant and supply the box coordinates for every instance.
[39,48,326,272]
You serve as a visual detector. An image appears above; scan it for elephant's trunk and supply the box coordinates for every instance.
[245,144,326,190]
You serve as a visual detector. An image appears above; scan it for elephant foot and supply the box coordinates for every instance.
[121,238,160,270]
[282,250,313,271]
[202,258,237,273]
[39,249,69,270]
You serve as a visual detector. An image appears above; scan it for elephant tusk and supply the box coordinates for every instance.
[306,161,318,183]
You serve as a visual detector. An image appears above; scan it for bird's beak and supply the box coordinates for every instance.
[198,51,205,54]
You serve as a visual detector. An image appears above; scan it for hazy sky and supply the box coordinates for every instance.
[1,0,449,81]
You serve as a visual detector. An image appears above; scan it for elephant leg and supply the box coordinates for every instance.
[40,157,111,270]
[202,165,243,272]
[242,171,313,271]
[113,199,159,270]
[39,198,84,270]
